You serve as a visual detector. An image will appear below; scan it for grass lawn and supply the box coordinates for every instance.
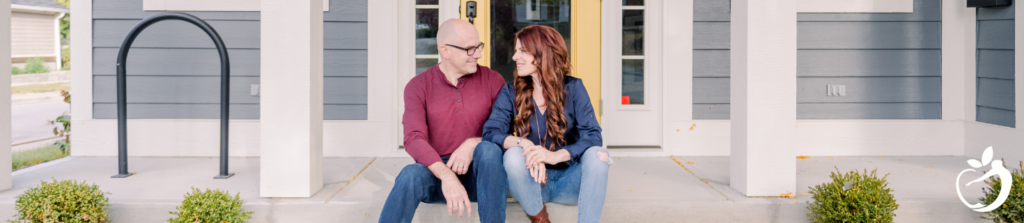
[12,82,71,95]
[13,140,69,171]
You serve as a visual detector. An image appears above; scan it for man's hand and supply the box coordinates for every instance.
[446,138,481,175]
[428,162,472,218]
[441,177,472,218]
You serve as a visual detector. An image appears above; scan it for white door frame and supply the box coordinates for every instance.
[600,0,664,148]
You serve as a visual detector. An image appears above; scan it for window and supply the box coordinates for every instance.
[415,0,440,75]
[621,0,644,105]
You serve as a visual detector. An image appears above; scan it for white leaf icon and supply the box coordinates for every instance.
[982,147,994,166]
[968,159,983,168]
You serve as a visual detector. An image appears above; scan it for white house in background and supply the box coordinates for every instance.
[65,0,1023,197]
[11,0,67,70]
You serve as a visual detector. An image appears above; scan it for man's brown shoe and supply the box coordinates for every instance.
[526,205,551,223]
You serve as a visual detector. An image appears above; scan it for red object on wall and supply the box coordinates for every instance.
[621,96,630,105]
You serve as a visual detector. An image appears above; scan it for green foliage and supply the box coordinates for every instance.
[807,168,899,223]
[12,140,69,171]
[981,161,1024,223]
[47,90,72,153]
[12,58,51,75]
[168,188,253,223]
[10,179,109,223]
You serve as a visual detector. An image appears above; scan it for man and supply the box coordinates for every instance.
[378,19,508,223]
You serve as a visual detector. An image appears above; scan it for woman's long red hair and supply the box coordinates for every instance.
[513,25,572,151]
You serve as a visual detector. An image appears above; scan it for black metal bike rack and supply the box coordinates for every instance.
[112,12,234,179]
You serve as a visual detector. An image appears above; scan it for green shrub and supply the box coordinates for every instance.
[980,161,1024,223]
[168,188,253,223]
[12,57,50,75]
[10,179,109,223]
[807,168,899,223]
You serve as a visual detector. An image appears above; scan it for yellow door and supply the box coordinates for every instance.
[461,0,602,121]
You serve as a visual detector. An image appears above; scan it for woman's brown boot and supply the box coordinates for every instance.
[526,205,551,223]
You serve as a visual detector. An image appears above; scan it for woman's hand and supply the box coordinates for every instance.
[523,145,571,168]
[529,162,546,185]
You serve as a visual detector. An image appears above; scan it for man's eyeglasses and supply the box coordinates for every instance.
[445,43,485,56]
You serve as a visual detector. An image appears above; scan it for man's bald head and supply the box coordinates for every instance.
[437,19,478,47]
[436,19,482,76]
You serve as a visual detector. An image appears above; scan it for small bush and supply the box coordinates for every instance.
[11,179,109,223]
[980,161,1024,223]
[807,168,899,223]
[168,188,253,223]
[12,57,50,75]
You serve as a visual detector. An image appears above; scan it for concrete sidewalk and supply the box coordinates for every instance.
[0,155,990,222]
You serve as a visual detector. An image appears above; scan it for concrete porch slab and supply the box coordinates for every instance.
[0,155,994,222]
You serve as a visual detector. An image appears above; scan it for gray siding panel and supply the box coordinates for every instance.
[93,76,260,104]
[693,50,729,77]
[324,50,368,77]
[693,22,729,49]
[798,103,942,119]
[977,5,1015,20]
[977,4,1015,127]
[978,20,1015,49]
[694,0,730,22]
[977,49,1015,79]
[92,48,261,76]
[92,0,369,120]
[798,21,942,49]
[93,103,260,119]
[693,0,730,119]
[324,22,368,50]
[693,104,729,120]
[798,77,942,103]
[693,78,729,103]
[977,78,1016,111]
[798,50,941,77]
[694,0,941,120]
[93,20,261,48]
[977,106,1016,128]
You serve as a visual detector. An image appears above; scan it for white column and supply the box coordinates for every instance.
[1017,0,1024,128]
[260,0,323,197]
[0,0,11,190]
[942,0,970,121]
[729,0,796,196]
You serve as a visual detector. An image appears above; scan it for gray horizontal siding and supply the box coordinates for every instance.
[92,0,368,120]
[693,0,941,120]
[976,4,1015,127]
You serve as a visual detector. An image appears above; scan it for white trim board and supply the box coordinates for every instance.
[942,0,975,121]
[796,0,913,13]
[965,122,1024,167]
[143,0,330,11]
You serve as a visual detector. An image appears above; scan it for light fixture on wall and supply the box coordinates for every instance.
[968,0,1012,8]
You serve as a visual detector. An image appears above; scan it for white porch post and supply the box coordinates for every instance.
[729,0,797,196]
[0,0,11,190]
[260,0,324,197]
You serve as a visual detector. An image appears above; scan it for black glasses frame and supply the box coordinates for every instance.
[445,43,485,56]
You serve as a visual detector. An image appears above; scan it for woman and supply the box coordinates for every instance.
[480,25,609,223]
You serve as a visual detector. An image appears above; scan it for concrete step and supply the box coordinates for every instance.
[0,156,994,222]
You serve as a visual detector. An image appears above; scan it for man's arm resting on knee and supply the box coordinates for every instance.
[428,161,473,217]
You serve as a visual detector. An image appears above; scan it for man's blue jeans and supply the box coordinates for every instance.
[378,141,507,223]
[504,146,611,223]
